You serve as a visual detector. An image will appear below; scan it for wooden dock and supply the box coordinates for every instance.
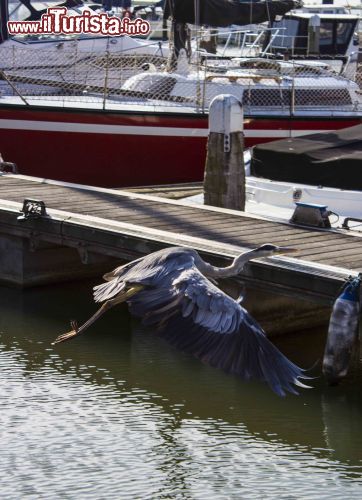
[0,174,361,305]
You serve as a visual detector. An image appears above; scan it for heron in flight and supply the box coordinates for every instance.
[53,245,309,396]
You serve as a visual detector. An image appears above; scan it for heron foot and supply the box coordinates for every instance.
[70,319,78,332]
[52,284,143,346]
[52,326,78,345]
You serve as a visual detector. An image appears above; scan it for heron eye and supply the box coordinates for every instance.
[259,244,276,251]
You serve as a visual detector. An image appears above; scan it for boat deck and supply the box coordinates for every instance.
[1,174,361,301]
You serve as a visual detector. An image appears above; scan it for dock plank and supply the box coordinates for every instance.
[1,175,361,290]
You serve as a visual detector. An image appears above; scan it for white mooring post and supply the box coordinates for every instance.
[203,94,245,211]
[308,14,321,55]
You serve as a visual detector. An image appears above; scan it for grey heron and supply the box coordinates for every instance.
[53,245,309,396]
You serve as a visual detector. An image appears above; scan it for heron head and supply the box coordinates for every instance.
[254,243,297,258]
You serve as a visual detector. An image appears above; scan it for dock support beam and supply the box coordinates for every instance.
[204,94,245,211]
[0,233,117,287]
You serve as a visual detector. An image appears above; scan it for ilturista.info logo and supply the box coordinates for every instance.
[7,7,151,37]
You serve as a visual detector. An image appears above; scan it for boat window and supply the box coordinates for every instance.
[295,89,352,106]
[242,88,352,107]
[243,89,291,107]
[336,22,354,46]
[319,20,355,54]
[319,22,334,47]
[270,16,356,56]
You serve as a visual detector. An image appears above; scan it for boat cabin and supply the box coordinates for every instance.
[266,12,359,57]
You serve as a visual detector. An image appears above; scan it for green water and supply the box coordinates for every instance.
[1,280,362,499]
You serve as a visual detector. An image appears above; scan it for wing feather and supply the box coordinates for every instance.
[125,266,308,396]
[92,250,308,396]
[93,280,126,303]
[94,249,195,304]
[102,256,145,281]
[178,273,240,334]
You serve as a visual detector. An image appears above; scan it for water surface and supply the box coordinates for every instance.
[1,281,362,499]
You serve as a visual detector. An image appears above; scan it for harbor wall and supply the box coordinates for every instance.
[0,232,331,336]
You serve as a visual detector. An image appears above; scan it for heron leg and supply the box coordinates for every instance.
[52,284,143,345]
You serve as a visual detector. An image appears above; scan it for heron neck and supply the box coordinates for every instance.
[198,250,258,278]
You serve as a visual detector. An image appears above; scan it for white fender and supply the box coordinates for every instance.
[323,276,361,385]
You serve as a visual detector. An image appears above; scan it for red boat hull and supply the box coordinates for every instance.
[0,105,360,187]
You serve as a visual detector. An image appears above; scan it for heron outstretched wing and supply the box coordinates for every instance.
[55,246,308,395]
[125,267,308,397]
[102,256,145,281]
[94,247,196,303]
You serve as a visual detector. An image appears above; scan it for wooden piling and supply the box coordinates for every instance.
[203,95,245,211]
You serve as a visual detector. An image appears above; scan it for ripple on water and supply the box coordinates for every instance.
[0,284,362,499]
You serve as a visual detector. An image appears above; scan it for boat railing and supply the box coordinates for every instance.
[217,27,269,57]
[0,45,361,115]
[196,26,290,58]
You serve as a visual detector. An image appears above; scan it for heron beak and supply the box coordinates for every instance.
[274,246,298,255]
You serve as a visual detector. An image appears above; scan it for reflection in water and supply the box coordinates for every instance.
[0,282,362,498]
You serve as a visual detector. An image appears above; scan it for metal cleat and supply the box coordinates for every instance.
[17,199,47,221]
